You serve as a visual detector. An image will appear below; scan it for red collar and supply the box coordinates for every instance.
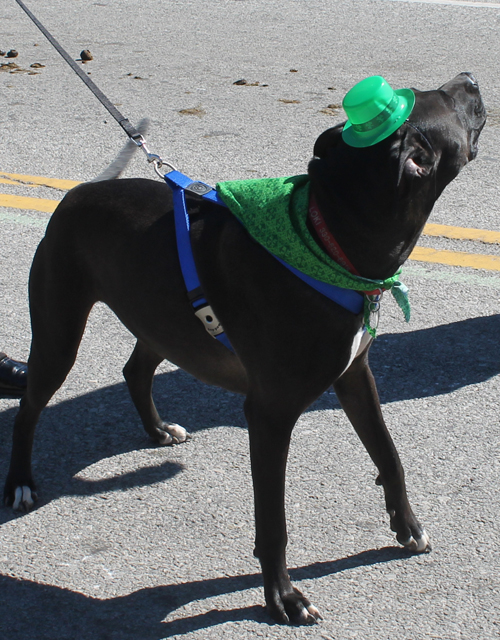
[308,193,360,273]
[308,193,382,296]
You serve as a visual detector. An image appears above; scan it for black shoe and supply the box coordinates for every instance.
[0,352,28,398]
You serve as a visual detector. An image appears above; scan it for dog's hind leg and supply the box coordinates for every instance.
[333,350,431,554]
[123,340,190,445]
[4,241,94,511]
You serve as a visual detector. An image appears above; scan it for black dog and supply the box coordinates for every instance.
[4,73,485,624]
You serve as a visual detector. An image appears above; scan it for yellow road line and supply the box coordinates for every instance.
[2,175,500,272]
[2,188,500,245]
[423,223,500,244]
[0,172,80,190]
[410,246,500,271]
[0,194,60,214]
[0,171,499,242]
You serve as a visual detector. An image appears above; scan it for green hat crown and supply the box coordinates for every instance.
[342,76,415,148]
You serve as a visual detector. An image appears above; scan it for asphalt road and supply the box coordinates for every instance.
[1,1,499,638]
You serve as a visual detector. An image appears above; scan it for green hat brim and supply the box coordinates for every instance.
[342,88,415,148]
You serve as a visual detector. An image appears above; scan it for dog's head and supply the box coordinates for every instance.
[312,72,486,203]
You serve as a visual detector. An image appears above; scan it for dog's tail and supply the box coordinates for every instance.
[91,118,150,182]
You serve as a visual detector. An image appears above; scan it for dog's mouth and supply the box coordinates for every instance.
[468,114,486,160]
[464,75,487,160]
[440,72,486,162]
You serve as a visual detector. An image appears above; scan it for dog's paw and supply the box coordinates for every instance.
[398,528,432,554]
[5,485,38,512]
[155,422,191,446]
[266,586,322,625]
[388,508,432,554]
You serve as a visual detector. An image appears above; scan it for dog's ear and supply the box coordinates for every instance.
[397,125,438,186]
[313,123,345,158]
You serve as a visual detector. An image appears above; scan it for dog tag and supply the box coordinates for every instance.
[194,304,225,337]
[366,293,382,332]
[185,182,213,196]
[369,308,380,332]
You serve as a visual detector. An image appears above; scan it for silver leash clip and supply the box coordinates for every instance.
[133,135,177,175]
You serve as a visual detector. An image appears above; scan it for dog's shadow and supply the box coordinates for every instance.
[368,313,500,404]
[0,316,498,636]
[0,546,411,639]
[0,314,498,521]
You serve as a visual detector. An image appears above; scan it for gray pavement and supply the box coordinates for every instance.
[1,1,499,638]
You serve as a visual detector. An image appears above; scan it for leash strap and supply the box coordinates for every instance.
[15,0,143,143]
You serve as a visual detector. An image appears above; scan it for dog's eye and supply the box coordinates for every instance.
[414,154,433,168]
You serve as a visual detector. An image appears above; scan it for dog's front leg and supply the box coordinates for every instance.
[333,351,431,554]
[244,393,321,625]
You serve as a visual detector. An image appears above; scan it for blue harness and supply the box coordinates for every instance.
[163,171,364,352]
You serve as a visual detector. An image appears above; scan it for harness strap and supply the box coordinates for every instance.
[273,256,363,314]
[164,171,234,351]
[164,170,365,354]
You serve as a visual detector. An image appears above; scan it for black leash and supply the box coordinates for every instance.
[14,0,171,169]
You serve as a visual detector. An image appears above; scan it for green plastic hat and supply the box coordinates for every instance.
[342,76,415,148]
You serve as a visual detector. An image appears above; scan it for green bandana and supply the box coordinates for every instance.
[216,175,410,337]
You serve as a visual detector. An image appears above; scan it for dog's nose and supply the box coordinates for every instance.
[462,72,479,88]
[438,72,481,96]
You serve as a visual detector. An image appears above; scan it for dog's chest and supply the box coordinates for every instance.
[341,326,372,375]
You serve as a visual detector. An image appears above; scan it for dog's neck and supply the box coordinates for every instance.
[308,149,436,281]
[308,193,360,275]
